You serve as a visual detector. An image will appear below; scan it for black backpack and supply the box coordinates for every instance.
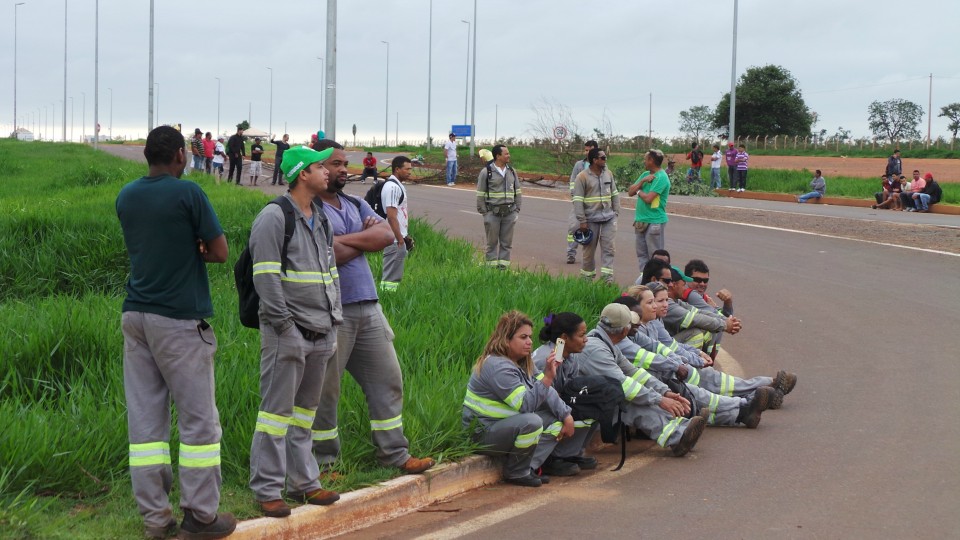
[691,149,703,163]
[558,375,628,471]
[233,196,296,329]
[364,177,404,218]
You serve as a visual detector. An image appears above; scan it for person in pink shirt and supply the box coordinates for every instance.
[898,169,925,210]
[202,132,216,174]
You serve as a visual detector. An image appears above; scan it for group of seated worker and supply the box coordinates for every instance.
[872,171,942,212]
[462,253,798,487]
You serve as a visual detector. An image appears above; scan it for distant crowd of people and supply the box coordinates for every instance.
[871,150,943,212]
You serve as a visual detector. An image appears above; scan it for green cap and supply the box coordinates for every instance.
[280,146,333,181]
[670,266,693,283]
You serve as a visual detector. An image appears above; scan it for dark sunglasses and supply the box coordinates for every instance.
[598,155,607,160]
[691,277,709,284]
[660,278,673,284]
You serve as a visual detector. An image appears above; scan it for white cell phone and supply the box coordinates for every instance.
[554,338,565,364]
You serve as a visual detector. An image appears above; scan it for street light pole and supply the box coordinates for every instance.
[215,77,221,135]
[266,66,273,137]
[147,0,154,131]
[461,19,470,125]
[81,91,85,142]
[155,83,160,125]
[728,0,738,145]
[381,40,389,147]
[69,96,73,141]
[316,57,324,131]
[324,0,337,139]
[426,0,433,150]
[93,0,99,150]
[14,2,26,137]
[63,0,67,141]
[469,0,477,156]
[108,87,112,139]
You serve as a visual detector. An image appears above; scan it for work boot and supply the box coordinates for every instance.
[504,472,542,488]
[400,456,436,474]
[772,370,798,395]
[258,499,292,518]
[560,455,597,470]
[671,415,706,457]
[738,386,775,428]
[769,388,785,410]
[540,458,579,477]
[698,406,711,423]
[144,519,177,540]
[566,255,576,264]
[533,468,551,484]
[289,488,340,506]
[179,510,237,539]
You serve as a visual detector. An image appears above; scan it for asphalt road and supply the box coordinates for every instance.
[336,183,960,539]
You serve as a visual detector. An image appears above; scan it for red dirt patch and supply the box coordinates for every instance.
[665,154,959,182]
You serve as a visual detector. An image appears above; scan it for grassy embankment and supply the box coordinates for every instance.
[0,139,619,538]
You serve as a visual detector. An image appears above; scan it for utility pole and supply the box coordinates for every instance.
[426,0,433,150]
[14,3,26,137]
[316,57,324,131]
[728,0,739,145]
[381,40,389,147]
[147,0,154,131]
[69,96,73,141]
[926,73,932,149]
[461,19,470,125]
[494,104,498,142]
[93,0,99,150]
[267,66,273,137]
[469,0,477,156]
[155,83,160,125]
[63,0,67,141]
[648,93,652,145]
[324,0,337,139]
[108,87,112,139]
[215,77,220,135]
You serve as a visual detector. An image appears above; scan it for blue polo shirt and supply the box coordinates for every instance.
[322,193,381,305]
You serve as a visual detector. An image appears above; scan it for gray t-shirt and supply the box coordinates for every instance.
[321,193,381,304]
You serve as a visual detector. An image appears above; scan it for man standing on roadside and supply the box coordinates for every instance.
[248,146,342,518]
[311,140,436,478]
[886,149,902,181]
[573,148,619,283]
[709,144,722,189]
[248,138,264,186]
[191,128,205,171]
[724,142,737,189]
[115,125,236,540]
[212,137,226,182]
[627,149,670,272]
[202,132,216,174]
[443,132,458,186]
[686,142,703,181]
[477,145,522,269]
[565,140,598,264]
[734,144,749,192]
[380,156,412,292]
[226,127,246,184]
[270,134,291,186]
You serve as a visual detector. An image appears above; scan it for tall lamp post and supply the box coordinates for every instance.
[81,92,85,142]
[426,0,433,149]
[461,19,470,125]
[215,77,221,135]
[147,0,154,131]
[69,96,74,141]
[13,2,26,137]
[266,66,273,137]
[108,87,113,139]
[381,40,389,147]
[469,0,478,156]
[316,57,324,131]
[93,0,99,150]
[155,83,160,125]
[728,0,738,145]
[62,0,67,141]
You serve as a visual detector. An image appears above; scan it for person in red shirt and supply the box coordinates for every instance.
[685,142,703,182]
[202,132,216,174]
[361,152,378,184]
[872,174,902,210]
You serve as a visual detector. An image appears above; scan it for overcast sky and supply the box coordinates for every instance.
[3,0,960,145]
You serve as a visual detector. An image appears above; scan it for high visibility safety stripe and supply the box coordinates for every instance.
[720,373,736,397]
[634,349,656,369]
[681,310,695,329]
[600,267,615,275]
[179,442,221,468]
[504,386,526,410]
[580,270,597,277]
[129,442,171,467]
[253,261,282,276]
[707,394,720,425]
[656,342,671,356]
[282,270,335,284]
[566,234,575,242]
[686,333,705,348]
[571,196,585,202]
[667,340,680,354]
[657,416,684,447]
[379,281,399,292]
[632,368,652,386]
[289,406,317,429]
[370,414,403,431]
[255,411,290,437]
[543,421,563,437]
[574,419,595,428]
[535,372,545,381]
[463,390,518,419]
[621,377,643,401]
[514,427,543,449]
[686,367,701,386]
[476,192,518,199]
[312,426,338,441]
[329,266,339,279]
[580,197,610,203]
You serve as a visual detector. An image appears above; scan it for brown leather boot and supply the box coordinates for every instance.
[291,488,340,506]
[258,499,291,518]
[400,456,436,474]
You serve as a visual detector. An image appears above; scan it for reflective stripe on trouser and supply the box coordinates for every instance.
[634,222,665,273]
[474,412,557,480]
[566,210,580,257]
[122,311,223,529]
[673,328,707,350]
[621,400,688,448]
[380,242,407,292]
[313,302,411,468]
[580,219,617,282]
[483,208,518,265]
[250,324,336,502]
[550,419,597,460]
[694,366,773,400]
[682,383,742,426]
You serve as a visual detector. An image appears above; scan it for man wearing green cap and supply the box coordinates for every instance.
[247,146,343,518]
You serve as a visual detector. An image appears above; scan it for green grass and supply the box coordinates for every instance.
[0,139,619,538]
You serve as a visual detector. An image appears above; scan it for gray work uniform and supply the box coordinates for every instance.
[663,298,725,353]
[681,289,731,354]
[566,159,588,258]
[476,163,522,267]
[571,328,692,448]
[313,195,412,469]
[531,344,599,459]
[380,176,409,292]
[463,355,571,479]
[248,194,342,502]
[572,167,620,282]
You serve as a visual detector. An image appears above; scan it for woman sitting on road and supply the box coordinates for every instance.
[530,312,599,476]
[463,311,576,487]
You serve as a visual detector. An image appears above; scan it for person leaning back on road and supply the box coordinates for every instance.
[477,144,522,269]
[627,149,670,273]
[573,147,620,283]
[443,132,459,186]
[248,146,343,518]
[379,155,413,292]
[115,125,236,540]
[226,126,246,184]
[310,139,435,477]
[566,140,598,264]
[269,134,291,186]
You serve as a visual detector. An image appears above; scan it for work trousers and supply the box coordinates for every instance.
[623,400,689,448]
[483,207,518,267]
[685,366,772,401]
[249,324,336,502]
[474,410,563,479]
[580,219,617,283]
[682,382,743,426]
[228,156,243,183]
[634,222,665,272]
[313,301,410,468]
[566,211,580,258]
[272,156,284,185]
[380,242,407,292]
[122,312,223,529]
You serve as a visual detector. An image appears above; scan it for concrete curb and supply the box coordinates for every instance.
[231,456,501,539]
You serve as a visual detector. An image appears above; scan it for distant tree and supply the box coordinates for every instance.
[236,120,250,131]
[867,99,922,142]
[713,65,813,138]
[678,105,714,142]
[832,126,852,143]
[938,103,960,140]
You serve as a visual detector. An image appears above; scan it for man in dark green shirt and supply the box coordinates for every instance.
[627,149,670,273]
[115,125,235,540]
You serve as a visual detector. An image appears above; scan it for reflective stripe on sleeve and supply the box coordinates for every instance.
[621,377,643,401]
[634,349,657,369]
[253,261,282,276]
[463,390,518,419]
